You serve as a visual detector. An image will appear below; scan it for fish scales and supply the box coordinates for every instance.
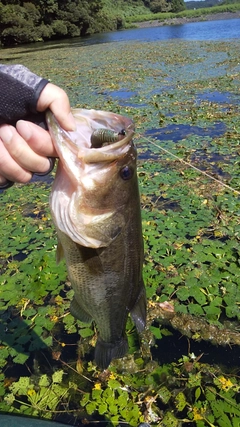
[47,108,146,369]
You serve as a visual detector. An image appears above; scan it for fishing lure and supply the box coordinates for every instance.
[90,128,126,148]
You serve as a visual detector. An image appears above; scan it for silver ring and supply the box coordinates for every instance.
[0,158,55,190]
[34,157,55,176]
[0,179,14,190]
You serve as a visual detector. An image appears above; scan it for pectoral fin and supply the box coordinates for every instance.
[79,246,104,274]
[56,240,65,264]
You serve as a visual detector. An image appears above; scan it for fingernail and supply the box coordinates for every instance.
[0,126,13,144]
[16,121,33,140]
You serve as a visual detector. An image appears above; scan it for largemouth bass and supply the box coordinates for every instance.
[46,109,146,369]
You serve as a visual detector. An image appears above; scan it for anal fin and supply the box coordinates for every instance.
[70,297,92,324]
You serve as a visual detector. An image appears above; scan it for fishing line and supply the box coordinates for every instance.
[140,135,240,196]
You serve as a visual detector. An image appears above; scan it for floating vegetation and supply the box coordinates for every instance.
[0,39,239,426]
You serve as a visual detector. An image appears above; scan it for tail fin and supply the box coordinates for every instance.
[94,336,128,369]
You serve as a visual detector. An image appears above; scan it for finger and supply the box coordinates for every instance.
[0,124,51,175]
[16,120,58,157]
[0,138,32,183]
[37,83,76,131]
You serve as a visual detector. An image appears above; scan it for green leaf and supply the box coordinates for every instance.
[52,370,64,384]
[98,402,108,415]
[80,393,90,407]
[86,401,97,415]
[4,392,15,405]
[203,304,221,320]
[108,379,121,389]
[10,377,30,395]
[189,287,207,305]
[176,287,189,301]
[162,411,179,427]
[188,303,204,316]
[39,374,50,387]
[79,327,94,338]
[117,391,128,408]
[13,353,29,365]
[195,387,202,400]
[150,325,162,339]
[92,388,102,400]
[0,384,6,397]
[157,386,171,404]
[175,392,187,411]
[108,403,119,416]
[216,412,233,427]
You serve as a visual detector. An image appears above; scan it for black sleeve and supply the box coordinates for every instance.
[0,64,49,126]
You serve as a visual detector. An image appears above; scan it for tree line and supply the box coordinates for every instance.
[0,0,185,46]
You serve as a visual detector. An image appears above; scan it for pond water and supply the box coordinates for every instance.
[10,17,240,55]
[84,17,240,44]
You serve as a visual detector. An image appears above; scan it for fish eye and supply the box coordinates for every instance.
[120,166,133,180]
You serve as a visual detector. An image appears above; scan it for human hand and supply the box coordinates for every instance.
[0,83,75,187]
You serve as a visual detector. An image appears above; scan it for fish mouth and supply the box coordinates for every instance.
[46,109,135,164]
[78,127,135,164]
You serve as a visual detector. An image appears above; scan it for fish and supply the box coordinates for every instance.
[46,108,146,369]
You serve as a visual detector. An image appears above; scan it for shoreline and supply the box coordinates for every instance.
[134,11,240,28]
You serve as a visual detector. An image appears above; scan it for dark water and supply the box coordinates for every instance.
[145,122,226,142]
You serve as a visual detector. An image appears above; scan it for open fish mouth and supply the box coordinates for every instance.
[46,108,135,164]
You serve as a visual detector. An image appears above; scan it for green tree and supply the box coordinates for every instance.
[30,0,59,24]
[149,0,185,13]
[170,0,185,12]
[23,2,41,24]
[0,3,42,45]
[149,0,171,12]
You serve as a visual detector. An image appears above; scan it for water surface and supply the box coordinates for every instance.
[92,18,240,44]
[5,17,240,56]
